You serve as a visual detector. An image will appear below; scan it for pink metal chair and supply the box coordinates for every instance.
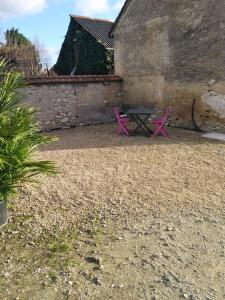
[113,107,130,136]
[151,108,170,138]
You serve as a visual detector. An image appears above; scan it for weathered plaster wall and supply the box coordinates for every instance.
[23,76,122,131]
[114,0,225,131]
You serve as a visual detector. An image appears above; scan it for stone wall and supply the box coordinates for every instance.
[113,0,225,131]
[23,76,122,131]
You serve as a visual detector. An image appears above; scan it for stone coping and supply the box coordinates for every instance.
[26,75,123,85]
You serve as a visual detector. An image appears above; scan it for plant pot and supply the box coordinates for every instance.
[0,201,8,228]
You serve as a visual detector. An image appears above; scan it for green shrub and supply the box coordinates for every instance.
[0,59,57,202]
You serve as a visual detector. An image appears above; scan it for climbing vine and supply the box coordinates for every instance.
[54,19,114,75]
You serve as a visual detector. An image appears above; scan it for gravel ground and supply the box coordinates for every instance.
[0,123,225,299]
[14,124,225,231]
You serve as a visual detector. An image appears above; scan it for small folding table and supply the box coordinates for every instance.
[126,107,158,137]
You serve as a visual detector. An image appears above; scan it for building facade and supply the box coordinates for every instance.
[111,0,225,131]
[54,15,114,76]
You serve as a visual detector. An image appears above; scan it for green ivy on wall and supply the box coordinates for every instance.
[54,19,114,75]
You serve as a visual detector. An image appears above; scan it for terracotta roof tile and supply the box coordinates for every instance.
[26,75,122,84]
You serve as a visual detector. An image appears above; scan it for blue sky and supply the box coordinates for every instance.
[0,0,124,66]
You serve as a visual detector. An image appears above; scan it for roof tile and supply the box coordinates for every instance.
[71,15,114,49]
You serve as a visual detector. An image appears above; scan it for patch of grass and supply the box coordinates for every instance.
[17,214,34,222]
[0,275,6,286]
[37,229,81,271]
[48,271,58,283]
[0,214,108,298]
[48,241,71,253]
[87,213,104,246]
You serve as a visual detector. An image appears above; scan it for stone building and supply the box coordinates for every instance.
[110,0,225,131]
[54,15,114,76]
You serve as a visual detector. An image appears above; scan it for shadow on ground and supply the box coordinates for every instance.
[41,123,220,152]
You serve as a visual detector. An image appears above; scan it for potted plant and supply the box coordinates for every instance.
[0,59,57,228]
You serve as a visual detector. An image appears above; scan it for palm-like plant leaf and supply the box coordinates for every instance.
[0,59,58,202]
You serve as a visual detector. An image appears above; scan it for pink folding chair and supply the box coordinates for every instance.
[151,108,170,138]
[113,107,130,136]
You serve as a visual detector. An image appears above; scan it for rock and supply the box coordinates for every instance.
[85,256,101,265]
[61,117,69,123]
[92,276,101,286]
[150,254,161,259]
[3,271,11,278]
[79,270,88,277]
[63,289,72,297]
[165,226,173,232]
[162,274,170,286]
[111,283,123,288]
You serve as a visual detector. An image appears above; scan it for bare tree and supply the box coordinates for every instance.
[0,28,4,46]
[33,38,52,72]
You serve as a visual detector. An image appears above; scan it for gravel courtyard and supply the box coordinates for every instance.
[1,124,225,299]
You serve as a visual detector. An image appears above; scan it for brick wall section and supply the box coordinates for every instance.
[23,76,123,131]
[26,75,122,84]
